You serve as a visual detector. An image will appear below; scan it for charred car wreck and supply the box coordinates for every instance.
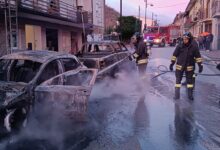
[77,41,134,78]
[0,50,97,134]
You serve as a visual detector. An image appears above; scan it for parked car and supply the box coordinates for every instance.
[0,50,97,134]
[77,41,134,78]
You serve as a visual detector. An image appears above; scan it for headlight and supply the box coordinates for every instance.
[154,39,161,43]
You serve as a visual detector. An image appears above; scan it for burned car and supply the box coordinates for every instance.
[77,41,134,77]
[0,50,97,134]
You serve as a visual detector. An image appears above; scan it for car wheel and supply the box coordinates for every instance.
[4,108,29,132]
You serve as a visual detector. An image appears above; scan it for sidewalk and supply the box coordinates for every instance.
[201,50,220,65]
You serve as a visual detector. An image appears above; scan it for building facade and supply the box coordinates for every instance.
[104,5,120,33]
[212,0,220,49]
[173,12,185,35]
[182,0,220,50]
[0,0,105,57]
[92,0,105,34]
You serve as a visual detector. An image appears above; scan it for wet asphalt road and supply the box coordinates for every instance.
[1,46,220,150]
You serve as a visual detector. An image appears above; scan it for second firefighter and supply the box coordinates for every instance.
[169,32,203,100]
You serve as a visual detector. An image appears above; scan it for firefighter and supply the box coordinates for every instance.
[132,33,149,77]
[169,32,203,100]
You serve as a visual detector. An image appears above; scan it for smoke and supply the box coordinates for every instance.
[90,66,151,101]
[0,61,155,150]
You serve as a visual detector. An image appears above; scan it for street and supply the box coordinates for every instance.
[85,46,220,150]
[1,46,220,150]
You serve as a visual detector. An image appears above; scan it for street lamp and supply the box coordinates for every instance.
[144,0,153,30]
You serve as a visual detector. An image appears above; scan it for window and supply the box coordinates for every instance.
[10,60,41,83]
[37,60,60,85]
[86,44,113,52]
[60,58,80,72]
[145,27,159,34]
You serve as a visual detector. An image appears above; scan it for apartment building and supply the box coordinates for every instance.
[104,5,120,33]
[0,0,105,56]
[182,0,220,49]
[212,0,220,49]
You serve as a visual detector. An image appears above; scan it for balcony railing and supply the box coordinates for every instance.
[19,0,78,22]
[212,0,220,17]
[1,0,93,25]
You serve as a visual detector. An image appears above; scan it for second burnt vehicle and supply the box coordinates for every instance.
[77,40,134,78]
[0,50,97,135]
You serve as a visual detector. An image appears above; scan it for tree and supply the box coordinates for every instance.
[118,16,142,41]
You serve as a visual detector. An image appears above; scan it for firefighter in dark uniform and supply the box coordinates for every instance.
[169,32,203,100]
[132,33,149,77]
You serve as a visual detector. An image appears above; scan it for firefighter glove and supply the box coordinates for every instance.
[199,64,203,73]
[169,63,174,71]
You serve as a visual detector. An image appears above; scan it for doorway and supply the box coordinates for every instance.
[25,25,42,50]
[46,28,58,51]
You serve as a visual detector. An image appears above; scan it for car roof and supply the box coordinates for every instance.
[1,50,76,63]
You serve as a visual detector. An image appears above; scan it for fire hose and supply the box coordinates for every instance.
[152,64,220,80]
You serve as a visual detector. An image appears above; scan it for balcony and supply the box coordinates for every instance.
[184,17,194,29]
[212,0,220,18]
[19,0,78,22]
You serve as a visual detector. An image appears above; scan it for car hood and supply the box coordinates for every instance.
[0,81,27,105]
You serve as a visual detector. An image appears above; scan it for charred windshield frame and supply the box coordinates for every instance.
[9,60,42,83]
[0,59,42,83]
[83,43,114,53]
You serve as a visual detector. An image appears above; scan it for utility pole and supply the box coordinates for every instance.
[120,0,122,32]
[120,0,122,19]
[138,5,140,32]
[144,0,153,30]
[152,12,154,26]
[144,0,147,30]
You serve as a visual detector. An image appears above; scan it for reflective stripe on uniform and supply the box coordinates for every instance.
[176,65,182,70]
[175,84,181,88]
[187,84,194,88]
[196,58,203,63]
[193,74,196,78]
[138,59,148,64]
[133,53,139,58]
[187,66,194,71]
[171,56,177,61]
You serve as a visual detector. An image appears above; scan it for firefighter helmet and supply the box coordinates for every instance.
[183,32,193,39]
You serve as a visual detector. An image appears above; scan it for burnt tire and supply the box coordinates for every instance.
[4,108,29,132]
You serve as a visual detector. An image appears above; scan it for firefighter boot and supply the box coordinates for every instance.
[188,88,194,100]
[174,88,180,100]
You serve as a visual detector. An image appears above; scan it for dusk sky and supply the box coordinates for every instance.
[106,0,190,25]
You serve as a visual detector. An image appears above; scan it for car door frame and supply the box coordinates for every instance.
[34,68,97,121]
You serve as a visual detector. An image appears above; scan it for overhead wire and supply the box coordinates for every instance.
[153,2,188,9]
